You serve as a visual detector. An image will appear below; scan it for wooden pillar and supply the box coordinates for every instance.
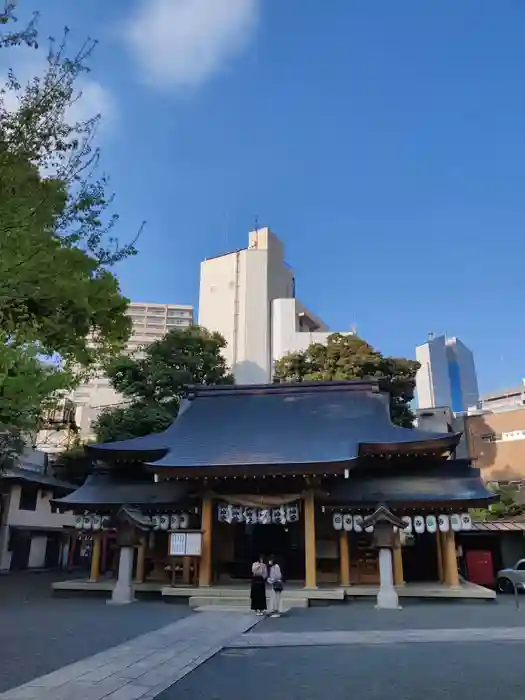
[393,531,405,586]
[199,494,213,587]
[89,533,102,582]
[135,537,146,583]
[443,529,460,587]
[304,491,317,589]
[436,531,444,582]
[339,530,350,586]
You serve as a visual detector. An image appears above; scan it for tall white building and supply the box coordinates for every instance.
[67,302,194,442]
[415,334,479,413]
[199,226,346,385]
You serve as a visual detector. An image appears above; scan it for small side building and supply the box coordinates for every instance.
[0,460,75,573]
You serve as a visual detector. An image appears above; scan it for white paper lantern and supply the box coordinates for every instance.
[353,515,363,533]
[450,514,462,532]
[179,513,189,529]
[82,515,92,530]
[438,514,450,532]
[151,515,161,531]
[101,515,111,530]
[401,516,412,534]
[413,515,425,534]
[272,506,286,525]
[159,514,170,531]
[92,514,102,531]
[232,506,244,523]
[425,515,437,533]
[460,513,472,531]
[365,521,374,533]
[170,514,180,530]
[286,505,299,523]
[74,515,83,530]
[258,508,271,525]
[332,512,343,530]
[343,514,353,531]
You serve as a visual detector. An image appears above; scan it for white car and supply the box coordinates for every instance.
[496,559,525,593]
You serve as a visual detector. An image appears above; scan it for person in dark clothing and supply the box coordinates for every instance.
[250,554,267,615]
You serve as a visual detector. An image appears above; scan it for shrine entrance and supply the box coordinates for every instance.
[230,521,305,580]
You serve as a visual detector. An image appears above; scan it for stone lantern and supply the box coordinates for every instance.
[363,504,407,610]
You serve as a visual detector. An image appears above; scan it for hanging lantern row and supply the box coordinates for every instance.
[332,512,472,533]
[74,514,111,531]
[217,503,300,525]
[74,512,191,532]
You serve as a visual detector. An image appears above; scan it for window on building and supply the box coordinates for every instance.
[19,486,38,511]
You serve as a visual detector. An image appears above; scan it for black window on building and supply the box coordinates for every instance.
[19,486,38,511]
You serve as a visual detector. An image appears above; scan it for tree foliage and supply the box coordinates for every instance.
[471,485,523,521]
[273,333,420,427]
[0,339,72,469]
[0,8,140,368]
[0,6,143,465]
[93,326,234,443]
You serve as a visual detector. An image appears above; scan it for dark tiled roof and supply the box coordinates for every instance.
[88,382,460,470]
[472,520,525,532]
[1,468,75,493]
[321,463,495,506]
[52,471,190,510]
[152,382,457,469]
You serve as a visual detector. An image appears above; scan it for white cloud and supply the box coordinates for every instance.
[123,0,259,89]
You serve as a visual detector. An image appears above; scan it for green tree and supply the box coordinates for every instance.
[471,485,524,521]
[0,338,72,469]
[93,326,234,443]
[273,333,420,427]
[0,11,141,368]
[0,8,142,465]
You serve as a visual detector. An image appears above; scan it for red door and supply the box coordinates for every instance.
[466,550,494,586]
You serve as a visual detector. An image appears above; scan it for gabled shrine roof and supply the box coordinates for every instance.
[87,381,460,474]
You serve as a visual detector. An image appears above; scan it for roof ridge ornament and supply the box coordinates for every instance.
[362,504,407,530]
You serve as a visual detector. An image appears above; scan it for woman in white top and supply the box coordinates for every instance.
[267,555,283,617]
[250,555,267,616]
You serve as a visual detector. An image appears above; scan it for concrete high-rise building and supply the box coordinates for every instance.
[199,227,341,385]
[67,302,194,442]
[415,334,479,412]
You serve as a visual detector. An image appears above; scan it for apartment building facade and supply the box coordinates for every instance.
[68,302,194,443]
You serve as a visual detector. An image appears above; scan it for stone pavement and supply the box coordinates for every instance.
[232,625,525,647]
[0,573,190,693]
[0,612,259,700]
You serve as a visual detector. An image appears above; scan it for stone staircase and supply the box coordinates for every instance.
[189,590,309,612]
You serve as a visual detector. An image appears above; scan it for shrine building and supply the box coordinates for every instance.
[53,380,496,605]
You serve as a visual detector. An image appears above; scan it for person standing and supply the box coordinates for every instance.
[250,555,268,616]
[267,555,283,618]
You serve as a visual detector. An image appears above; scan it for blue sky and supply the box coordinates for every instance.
[5,0,525,394]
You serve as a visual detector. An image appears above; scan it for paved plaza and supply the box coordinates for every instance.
[2,574,525,700]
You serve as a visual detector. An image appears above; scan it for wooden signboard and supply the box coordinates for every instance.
[168,530,203,557]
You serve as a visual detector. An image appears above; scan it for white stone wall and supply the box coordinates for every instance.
[0,484,74,572]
